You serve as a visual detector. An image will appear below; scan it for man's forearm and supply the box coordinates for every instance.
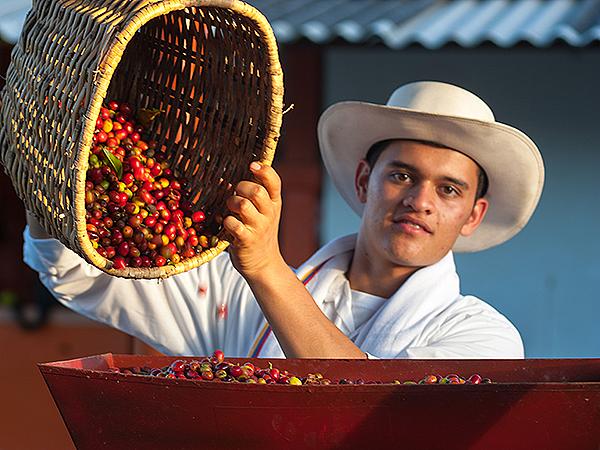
[246,259,366,359]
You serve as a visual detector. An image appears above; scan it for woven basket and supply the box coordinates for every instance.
[0,0,283,278]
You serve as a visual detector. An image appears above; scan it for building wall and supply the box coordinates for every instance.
[321,46,600,358]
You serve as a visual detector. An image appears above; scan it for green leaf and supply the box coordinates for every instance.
[101,148,123,179]
[137,108,162,128]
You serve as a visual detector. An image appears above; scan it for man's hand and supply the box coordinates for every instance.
[223,162,285,280]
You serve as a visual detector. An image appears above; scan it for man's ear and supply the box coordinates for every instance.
[355,159,371,204]
[460,198,489,237]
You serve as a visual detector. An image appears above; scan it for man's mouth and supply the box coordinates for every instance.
[393,216,433,234]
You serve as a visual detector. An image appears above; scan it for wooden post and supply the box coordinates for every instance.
[275,44,323,268]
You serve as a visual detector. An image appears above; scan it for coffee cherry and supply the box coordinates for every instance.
[422,375,438,384]
[467,374,482,384]
[160,209,171,221]
[113,256,126,269]
[115,129,128,141]
[213,350,224,363]
[129,215,142,229]
[289,376,302,386]
[192,211,205,223]
[119,103,132,116]
[122,225,134,239]
[198,235,208,248]
[229,365,243,378]
[118,241,130,257]
[170,360,186,373]
[129,245,140,258]
[159,243,177,259]
[111,230,123,245]
[95,130,108,143]
[102,119,113,133]
[130,256,142,267]
[122,172,135,186]
[242,363,255,377]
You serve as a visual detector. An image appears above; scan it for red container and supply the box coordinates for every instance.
[38,354,600,450]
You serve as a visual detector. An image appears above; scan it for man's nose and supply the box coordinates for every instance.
[402,183,434,213]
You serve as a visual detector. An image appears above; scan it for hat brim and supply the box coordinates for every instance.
[317,101,545,252]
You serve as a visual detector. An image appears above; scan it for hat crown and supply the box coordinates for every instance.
[388,81,495,122]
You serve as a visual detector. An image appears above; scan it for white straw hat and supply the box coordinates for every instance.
[318,81,545,252]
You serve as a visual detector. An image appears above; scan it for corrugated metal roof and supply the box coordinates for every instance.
[2,0,600,48]
[253,0,600,48]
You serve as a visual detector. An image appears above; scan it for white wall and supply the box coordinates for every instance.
[321,46,600,357]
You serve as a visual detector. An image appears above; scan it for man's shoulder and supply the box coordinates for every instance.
[441,294,520,332]
[429,294,524,357]
[450,294,501,312]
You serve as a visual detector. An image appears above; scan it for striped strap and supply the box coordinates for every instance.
[248,260,328,357]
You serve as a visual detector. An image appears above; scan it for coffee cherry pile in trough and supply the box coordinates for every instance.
[114,350,491,386]
[85,100,219,269]
[405,373,489,385]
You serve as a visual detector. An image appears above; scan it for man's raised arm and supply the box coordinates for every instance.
[223,162,366,359]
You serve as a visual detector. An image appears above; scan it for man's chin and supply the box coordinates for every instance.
[386,249,428,268]
[386,242,441,268]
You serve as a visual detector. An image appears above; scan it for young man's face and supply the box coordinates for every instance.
[355,140,488,268]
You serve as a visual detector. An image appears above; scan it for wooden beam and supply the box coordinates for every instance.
[275,44,323,268]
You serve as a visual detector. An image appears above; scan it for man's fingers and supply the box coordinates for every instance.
[226,195,260,227]
[249,162,281,202]
[234,180,271,215]
[222,215,250,242]
[224,163,281,248]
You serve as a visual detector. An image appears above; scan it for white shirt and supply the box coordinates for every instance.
[314,253,385,335]
[23,228,524,359]
[351,290,386,331]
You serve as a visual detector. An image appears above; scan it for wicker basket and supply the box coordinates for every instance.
[0,0,283,278]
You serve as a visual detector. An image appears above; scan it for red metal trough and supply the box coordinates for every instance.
[38,354,600,450]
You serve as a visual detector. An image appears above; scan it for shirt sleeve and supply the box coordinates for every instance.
[398,296,525,359]
[23,226,266,357]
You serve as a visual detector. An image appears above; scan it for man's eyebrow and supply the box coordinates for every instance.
[386,161,470,190]
[387,161,417,171]
[442,175,470,190]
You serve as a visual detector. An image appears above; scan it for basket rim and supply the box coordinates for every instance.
[71,0,284,278]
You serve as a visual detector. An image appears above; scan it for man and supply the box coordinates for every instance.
[24,81,544,359]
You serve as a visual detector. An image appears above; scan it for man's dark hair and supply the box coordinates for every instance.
[365,139,489,200]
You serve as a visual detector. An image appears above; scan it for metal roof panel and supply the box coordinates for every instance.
[2,0,600,47]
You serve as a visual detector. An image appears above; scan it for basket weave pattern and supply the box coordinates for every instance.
[0,0,283,278]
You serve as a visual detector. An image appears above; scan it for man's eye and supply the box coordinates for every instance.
[391,172,410,182]
[441,186,459,196]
